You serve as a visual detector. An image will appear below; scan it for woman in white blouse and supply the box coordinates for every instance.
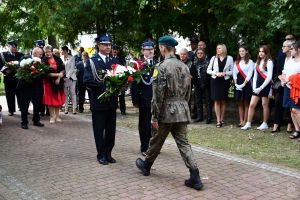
[281,41,300,140]
[61,46,77,114]
[242,45,273,130]
[207,44,233,128]
[233,46,255,127]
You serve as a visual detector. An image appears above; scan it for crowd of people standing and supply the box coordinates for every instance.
[0,40,92,129]
[182,34,300,142]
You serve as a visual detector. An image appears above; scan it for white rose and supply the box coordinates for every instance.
[126,66,136,74]
[13,61,19,65]
[32,57,41,63]
[26,58,33,65]
[20,59,27,67]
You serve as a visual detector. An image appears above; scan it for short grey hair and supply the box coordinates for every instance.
[44,44,53,52]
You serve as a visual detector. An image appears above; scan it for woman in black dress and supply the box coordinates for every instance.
[233,46,255,127]
[207,44,234,128]
[241,45,274,130]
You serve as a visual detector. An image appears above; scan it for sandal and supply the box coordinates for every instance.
[289,131,300,139]
[216,122,222,128]
[221,121,225,125]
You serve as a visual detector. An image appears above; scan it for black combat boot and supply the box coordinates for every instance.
[193,109,203,122]
[185,168,203,190]
[136,158,153,176]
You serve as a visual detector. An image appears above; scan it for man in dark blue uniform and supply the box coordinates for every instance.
[0,40,23,116]
[188,36,199,62]
[76,51,90,113]
[17,47,45,129]
[111,44,127,115]
[83,34,119,165]
[131,39,156,156]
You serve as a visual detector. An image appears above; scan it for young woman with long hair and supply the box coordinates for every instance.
[241,45,273,130]
[233,46,255,127]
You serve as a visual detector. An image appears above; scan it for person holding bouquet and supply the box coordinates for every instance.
[17,47,45,129]
[42,45,65,124]
[83,34,119,165]
[0,40,23,116]
[131,39,157,156]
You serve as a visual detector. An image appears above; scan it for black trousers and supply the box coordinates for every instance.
[92,109,116,159]
[78,85,86,111]
[19,81,43,125]
[273,87,292,125]
[139,107,152,152]
[118,91,126,113]
[4,76,20,113]
[194,84,212,119]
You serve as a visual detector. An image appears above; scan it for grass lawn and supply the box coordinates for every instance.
[0,74,4,96]
[116,108,300,171]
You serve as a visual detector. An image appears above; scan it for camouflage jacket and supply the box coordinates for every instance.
[151,55,192,123]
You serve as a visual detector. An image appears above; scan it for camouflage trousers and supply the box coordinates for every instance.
[145,122,198,169]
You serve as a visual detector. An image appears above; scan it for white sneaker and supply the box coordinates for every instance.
[241,122,251,130]
[256,122,269,130]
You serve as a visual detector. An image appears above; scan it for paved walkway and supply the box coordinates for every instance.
[0,104,300,199]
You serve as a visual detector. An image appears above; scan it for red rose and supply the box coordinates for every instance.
[31,71,35,74]
[111,64,118,70]
[127,75,134,82]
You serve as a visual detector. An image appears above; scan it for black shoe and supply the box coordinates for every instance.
[289,131,300,139]
[33,122,44,127]
[206,118,211,124]
[40,113,45,117]
[21,124,28,129]
[121,112,126,115]
[107,156,116,163]
[136,158,153,176]
[97,157,109,165]
[185,168,203,191]
[8,112,14,116]
[271,127,280,133]
[79,109,84,113]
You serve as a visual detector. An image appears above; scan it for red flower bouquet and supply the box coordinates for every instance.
[15,57,52,82]
[98,60,153,101]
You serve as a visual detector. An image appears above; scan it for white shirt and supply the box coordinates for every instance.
[253,59,273,89]
[233,59,255,82]
[98,52,109,63]
[282,59,300,88]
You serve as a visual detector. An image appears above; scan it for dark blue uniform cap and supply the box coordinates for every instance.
[158,36,178,47]
[190,36,199,44]
[112,44,119,49]
[36,40,45,47]
[95,34,112,44]
[7,40,17,46]
[142,39,154,49]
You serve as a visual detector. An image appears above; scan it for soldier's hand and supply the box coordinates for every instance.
[151,120,159,130]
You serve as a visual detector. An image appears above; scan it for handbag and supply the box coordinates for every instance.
[272,78,282,90]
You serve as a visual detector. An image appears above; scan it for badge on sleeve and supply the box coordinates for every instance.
[153,68,158,77]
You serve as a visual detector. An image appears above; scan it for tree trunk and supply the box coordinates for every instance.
[48,35,57,48]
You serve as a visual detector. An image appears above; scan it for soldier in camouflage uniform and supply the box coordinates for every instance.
[136,36,203,191]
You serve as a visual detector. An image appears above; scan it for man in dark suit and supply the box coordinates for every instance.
[111,44,127,115]
[131,39,156,156]
[0,40,23,116]
[83,34,119,165]
[17,47,45,129]
[76,51,90,113]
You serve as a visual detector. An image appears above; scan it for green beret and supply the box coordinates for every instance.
[158,36,178,47]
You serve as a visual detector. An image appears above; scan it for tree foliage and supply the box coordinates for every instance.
[0,0,299,57]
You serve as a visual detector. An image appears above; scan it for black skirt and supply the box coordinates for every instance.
[253,72,271,97]
[210,77,230,101]
[234,73,252,101]
[283,86,300,108]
